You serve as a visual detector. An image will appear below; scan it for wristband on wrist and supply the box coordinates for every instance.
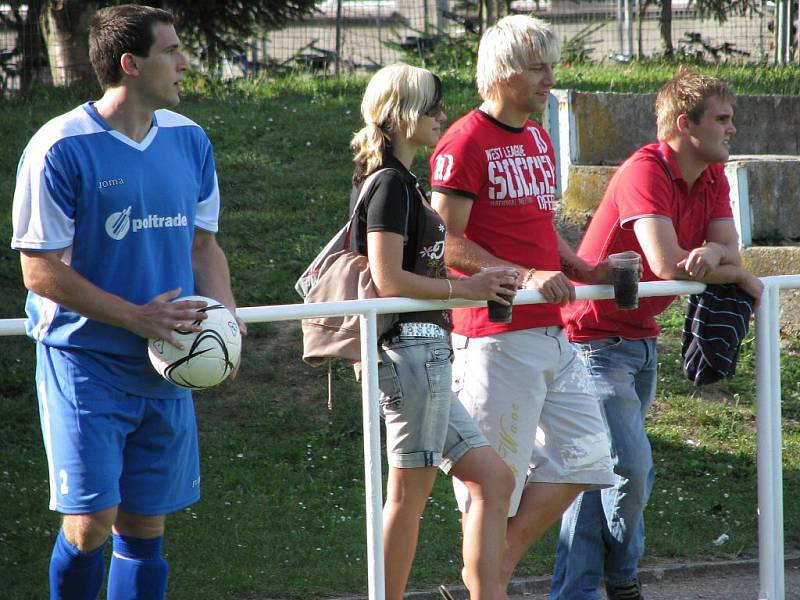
[444,278,453,302]
[522,267,536,287]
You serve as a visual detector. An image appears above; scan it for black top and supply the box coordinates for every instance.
[349,153,451,329]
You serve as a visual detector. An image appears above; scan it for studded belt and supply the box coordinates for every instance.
[397,322,447,339]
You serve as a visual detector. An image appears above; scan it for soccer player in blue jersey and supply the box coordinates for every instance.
[10,5,244,599]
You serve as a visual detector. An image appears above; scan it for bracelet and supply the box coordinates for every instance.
[522,267,536,287]
[444,278,453,302]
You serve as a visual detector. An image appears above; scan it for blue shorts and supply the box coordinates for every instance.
[36,344,200,515]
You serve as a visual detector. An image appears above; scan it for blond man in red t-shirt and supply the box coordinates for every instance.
[551,72,763,600]
[431,15,617,598]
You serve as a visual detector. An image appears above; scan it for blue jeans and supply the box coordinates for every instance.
[550,337,658,599]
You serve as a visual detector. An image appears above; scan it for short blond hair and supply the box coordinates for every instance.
[655,69,734,141]
[476,15,560,101]
[350,63,441,180]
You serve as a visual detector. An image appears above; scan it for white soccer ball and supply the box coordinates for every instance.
[148,295,242,390]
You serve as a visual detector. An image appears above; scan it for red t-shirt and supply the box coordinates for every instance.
[430,110,562,337]
[563,141,735,341]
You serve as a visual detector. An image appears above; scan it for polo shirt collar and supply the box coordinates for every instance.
[656,140,715,187]
[382,152,418,185]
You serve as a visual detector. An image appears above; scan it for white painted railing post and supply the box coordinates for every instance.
[755,284,776,600]
[359,310,385,600]
[756,281,787,600]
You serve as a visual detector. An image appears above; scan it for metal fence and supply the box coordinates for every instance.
[1,0,798,90]
[226,0,787,77]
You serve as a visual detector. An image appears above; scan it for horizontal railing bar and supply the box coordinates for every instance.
[0,319,26,336]
[763,274,800,290]
[0,280,707,336]
[235,279,707,323]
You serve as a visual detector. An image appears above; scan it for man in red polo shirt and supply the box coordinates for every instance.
[551,71,763,600]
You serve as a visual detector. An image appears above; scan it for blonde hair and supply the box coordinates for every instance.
[476,15,560,101]
[351,63,442,180]
[655,68,734,141]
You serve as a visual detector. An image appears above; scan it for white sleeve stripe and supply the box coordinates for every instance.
[620,214,672,227]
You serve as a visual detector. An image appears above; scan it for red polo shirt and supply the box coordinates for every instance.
[563,141,734,341]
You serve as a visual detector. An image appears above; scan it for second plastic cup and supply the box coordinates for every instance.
[608,251,641,310]
[481,266,517,323]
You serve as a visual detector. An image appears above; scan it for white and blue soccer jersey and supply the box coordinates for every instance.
[11,102,220,398]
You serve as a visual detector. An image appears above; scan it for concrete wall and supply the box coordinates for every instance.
[742,246,800,334]
[559,165,616,221]
[727,157,800,243]
[554,91,800,167]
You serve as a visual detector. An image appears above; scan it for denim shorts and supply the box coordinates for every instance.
[378,336,489,472]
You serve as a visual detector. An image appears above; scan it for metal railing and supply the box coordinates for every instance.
[1,275,795,599]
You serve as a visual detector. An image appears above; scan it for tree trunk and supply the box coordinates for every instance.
[39,0,98,86]
[481,0,494,33]
[19,0,46,90]
[659,0,673,58]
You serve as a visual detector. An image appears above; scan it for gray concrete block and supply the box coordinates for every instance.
[726,156,800,243]
[742,246,800,334]
[732,96,800,156]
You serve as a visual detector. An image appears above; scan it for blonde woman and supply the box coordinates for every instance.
[349,64,515,600]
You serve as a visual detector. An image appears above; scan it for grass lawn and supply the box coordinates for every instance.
[1,64,799,599]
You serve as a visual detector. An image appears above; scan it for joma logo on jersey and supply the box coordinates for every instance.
[105,206,188,240]
[97,177,125,190]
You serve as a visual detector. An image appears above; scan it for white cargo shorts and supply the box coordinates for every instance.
[451,327,615,517]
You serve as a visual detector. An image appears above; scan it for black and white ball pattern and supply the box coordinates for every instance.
[148,296,242,389]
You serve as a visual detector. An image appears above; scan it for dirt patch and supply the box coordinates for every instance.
[195,320,347,431]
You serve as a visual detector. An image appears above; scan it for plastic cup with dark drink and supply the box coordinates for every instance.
[481,266,517,323]
[609,251,642,310]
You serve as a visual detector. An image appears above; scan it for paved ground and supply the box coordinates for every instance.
[507,560,800,599]
[357,554,800,600]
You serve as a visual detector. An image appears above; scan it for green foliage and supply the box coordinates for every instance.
[554,62,800,95]
[385,29,480,76]
[561,22,608,66]
[163,0,320,55]
[690,0,763,23]
[675,32,753,64]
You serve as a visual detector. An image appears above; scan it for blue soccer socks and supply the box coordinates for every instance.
[107,533,169,600]
[49,529,105,600]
